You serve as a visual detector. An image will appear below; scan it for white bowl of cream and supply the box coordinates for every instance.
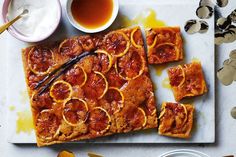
[2,0,61,42]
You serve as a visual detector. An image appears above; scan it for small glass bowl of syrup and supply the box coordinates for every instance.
[66,0,119,33]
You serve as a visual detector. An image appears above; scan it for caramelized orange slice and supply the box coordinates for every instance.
[31,91,53,110]
[126,107,147,130]
[180,104,188,125]
[185,79,205,97]
[64,65,87,87]
[78,35,95,52]
[102,87,124,114]
[36,109,60,140]
[104,31,130,57]
[155,43,178,62]
[83,71,108,100]
[158,103,167,119]
[177,65,185,87]
[159,103,188,128]
[59,38,82,57]
[50,80,72,103]
[115,50,145,80]
[95,50,113,73]
[131,27,142,49]
[148,35,158,49]
[89,107,111,134]
[62,98,88,126]
[105,67,126,88]
[168,65,185,87]
[28,47,54,75]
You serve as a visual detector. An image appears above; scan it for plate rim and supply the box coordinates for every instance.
[158,149,210,157]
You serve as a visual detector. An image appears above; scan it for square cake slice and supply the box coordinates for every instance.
[145,27,183,64]
[158,102,194,138]
[21,26,157,146]
[168,61,207,101]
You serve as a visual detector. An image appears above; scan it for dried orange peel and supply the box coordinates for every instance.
[89,107,111,134]
[28,47,54,75]
[131,27,142,49]
[105,31,130,57]
[50,80,73,103]
[95,49,113,73]
[62,98,88,126]
[94,71,108,99]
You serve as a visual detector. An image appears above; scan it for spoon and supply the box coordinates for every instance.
[0,9,28,34]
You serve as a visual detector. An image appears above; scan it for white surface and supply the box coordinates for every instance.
[0,0,236,156]
[6,3,215,144]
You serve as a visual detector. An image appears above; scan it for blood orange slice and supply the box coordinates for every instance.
[126,107,147,130]
[62,98,88,126]
[105,67,126,88]
[148,35,158,49]
[104,31,130,57]
[158,103,167,119]
[95,50,113,73]
[180,104,188,125]
[64,65,87,87]
[50,80,72,103]
[168,65,185,87]
[88,107,111,134]
[59,38,82,57]
[83,71,108,100]
[185,79,205,97]
[78,35,95,52]
[28,47,54,75]
[31,91,53,110]
[102,87,124,114]
[36,109,60,140]
[115,50,145,80]
[131,28,143,49]
[154,43,178,63]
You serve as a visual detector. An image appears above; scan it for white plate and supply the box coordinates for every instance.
[159,149,210,157]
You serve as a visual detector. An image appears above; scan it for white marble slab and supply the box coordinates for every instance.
[6,3,215,144]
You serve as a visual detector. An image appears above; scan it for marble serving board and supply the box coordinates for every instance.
[6,2,215,143]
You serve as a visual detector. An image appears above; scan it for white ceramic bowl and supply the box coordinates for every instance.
[66,0,119,33]
[159,149,210,157]
[2,0,61,42]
